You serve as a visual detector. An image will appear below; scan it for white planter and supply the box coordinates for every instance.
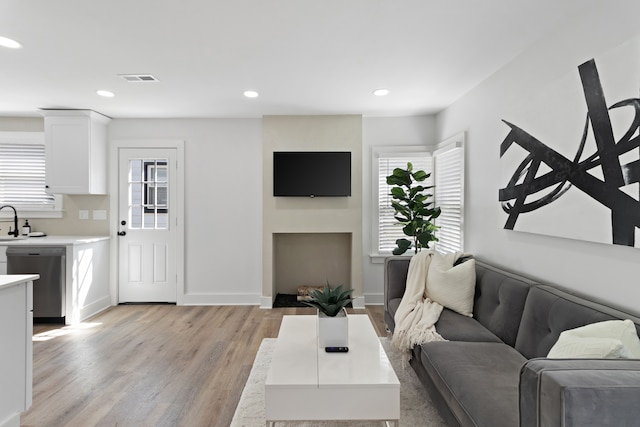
[317,308,348,348]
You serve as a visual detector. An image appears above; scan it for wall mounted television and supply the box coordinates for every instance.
[273,151,351,197]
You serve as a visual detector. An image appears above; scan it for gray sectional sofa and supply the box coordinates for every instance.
[384,257,640,427]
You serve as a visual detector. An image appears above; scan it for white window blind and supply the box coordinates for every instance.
[0,142,57,211]
[377,153,433,254]
[434,140,464,253]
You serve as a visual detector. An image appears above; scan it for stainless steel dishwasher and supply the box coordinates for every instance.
[7,246,66,323]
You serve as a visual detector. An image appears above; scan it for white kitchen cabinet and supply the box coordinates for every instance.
[43,110,111,194]
[0,236,111,325]
[0,275,36,427]
[0,246,5,275]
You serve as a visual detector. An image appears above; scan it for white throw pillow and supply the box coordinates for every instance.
[426,253,476,317]
[547,335,627,359]
[547,319,640,359]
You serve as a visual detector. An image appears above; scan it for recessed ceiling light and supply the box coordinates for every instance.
[373,88,390,97]
[96,90,115,97]
[0,36,22,49]
[244,90,259,98]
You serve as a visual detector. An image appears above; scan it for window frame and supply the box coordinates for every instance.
[370,135,465,262]
[0,132,63,219]
[370,146,432,263]
[433,132,465,254]
[143,160,168,214]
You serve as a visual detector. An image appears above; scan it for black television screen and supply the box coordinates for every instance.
[273,151,351,197]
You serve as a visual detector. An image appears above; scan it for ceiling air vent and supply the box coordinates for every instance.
[119,74,159,82]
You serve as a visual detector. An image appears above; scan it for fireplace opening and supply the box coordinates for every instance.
[273,285,354,308]
[273,232,352,308]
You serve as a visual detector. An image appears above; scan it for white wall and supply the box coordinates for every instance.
[362,115,437,304]
[109,119,263,304]
[110,116,437,306]
[436,3,640,313]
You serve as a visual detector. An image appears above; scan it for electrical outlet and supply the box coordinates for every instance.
[79,210,89,220]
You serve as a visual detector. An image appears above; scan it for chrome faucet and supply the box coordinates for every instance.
[0,205,19,237]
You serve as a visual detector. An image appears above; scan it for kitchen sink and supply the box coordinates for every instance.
[0,236,28,241]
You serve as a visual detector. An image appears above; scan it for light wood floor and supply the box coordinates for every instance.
[22,305,386,427]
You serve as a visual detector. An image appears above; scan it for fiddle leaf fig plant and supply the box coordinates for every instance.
[386,162,441,255]
[303,283,354,317]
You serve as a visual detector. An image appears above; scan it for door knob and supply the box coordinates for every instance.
[117,231,126,236]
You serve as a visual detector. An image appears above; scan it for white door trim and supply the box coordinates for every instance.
[109,139,185,305]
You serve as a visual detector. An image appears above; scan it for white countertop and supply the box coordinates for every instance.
[0,274,39,290]
[0,235,110,246]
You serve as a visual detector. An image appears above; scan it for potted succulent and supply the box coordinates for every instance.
[303,284,354,348]
[386,162,441,255]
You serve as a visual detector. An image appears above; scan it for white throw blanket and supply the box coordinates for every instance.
[391,250,462,365]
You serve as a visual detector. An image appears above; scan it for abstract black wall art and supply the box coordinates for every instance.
[499,41,640,248]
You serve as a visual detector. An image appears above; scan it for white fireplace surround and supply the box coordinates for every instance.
[261,115,364,309]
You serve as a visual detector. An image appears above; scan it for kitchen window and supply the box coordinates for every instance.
[0,132,62,218]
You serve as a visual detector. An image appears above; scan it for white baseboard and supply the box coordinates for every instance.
[0,412,20,427]
[78,295,111,323]
[181,293,262,305]
[66,294,111,324]
[260,296,273,309]
[364,293,384,305]
[352,296,366,309]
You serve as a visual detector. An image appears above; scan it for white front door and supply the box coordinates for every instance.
[118,148,177,302]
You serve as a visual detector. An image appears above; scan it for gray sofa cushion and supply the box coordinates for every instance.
[388,300,503,343]
[386,297,402,331]
[384,257,410,302]
[420,341,527,427]
[436,308,503,343]
[473,261,534,347]
[515,285,640,359]
[384,256,411,333]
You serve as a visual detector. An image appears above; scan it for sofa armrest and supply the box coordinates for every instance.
[383,256,410,311]
[519,358,640,427]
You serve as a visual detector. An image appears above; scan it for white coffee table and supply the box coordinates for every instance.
[265,314,400,426]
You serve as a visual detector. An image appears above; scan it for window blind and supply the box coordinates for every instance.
[377,154,433,253]
[434,144,464,253]
[0,143,56,210]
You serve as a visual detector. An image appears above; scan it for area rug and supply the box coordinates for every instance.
[230,337,446,427]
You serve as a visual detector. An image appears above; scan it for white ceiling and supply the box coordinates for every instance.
[0,0,594,119]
